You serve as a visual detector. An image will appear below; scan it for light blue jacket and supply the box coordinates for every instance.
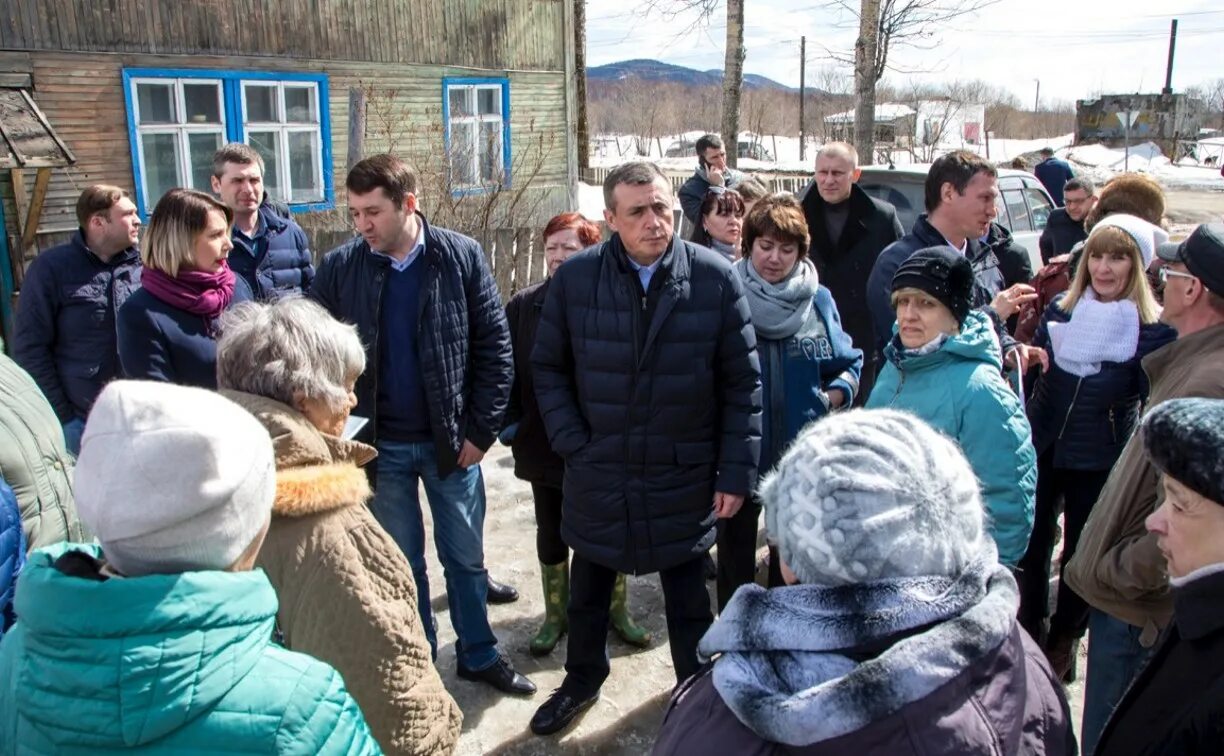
[866,311,1037,565]
[0,543,381,754]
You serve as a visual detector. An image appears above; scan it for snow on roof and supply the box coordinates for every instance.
[823,103,916,124]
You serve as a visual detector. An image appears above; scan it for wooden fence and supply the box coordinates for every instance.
[582,167,812,196]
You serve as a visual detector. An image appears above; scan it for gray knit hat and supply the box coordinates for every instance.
[759,409,990,586]
[1142,398,1224,506]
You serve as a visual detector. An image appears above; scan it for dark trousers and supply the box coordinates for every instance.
[565,552,712,694]
[716,496,762,610]
[1017,449,1111,643]
[531,482,567,566]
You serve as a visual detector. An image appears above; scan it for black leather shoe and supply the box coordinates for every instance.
[530,686,600,735]
[487,575,520,604]
[457,654,537,695]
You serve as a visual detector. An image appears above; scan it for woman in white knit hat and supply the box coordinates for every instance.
[1018,213,1176,683]
[654,409,1075,756]
[0,380,379,754]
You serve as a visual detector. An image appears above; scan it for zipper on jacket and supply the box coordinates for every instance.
[1057,376,1085,440]
[1109,405,1116,442]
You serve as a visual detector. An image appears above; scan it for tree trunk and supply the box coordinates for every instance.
[721,0,745,169]
[853,0,880,165]
[574,0,590,176]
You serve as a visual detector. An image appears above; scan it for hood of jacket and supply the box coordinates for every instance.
[10,543,279,748]
[220,390,375,517]
[884,309,1002,373]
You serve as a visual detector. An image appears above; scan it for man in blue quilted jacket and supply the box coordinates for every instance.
[211,143,314,301]
[310,154,534,697]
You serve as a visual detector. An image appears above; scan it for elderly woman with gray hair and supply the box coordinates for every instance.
[215,297,461,756]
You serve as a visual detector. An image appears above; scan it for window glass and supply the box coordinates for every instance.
[141,133,180,206]
[284,86,317,123]
[137,82,177,124]
[183,83,222,124]
[287,131,321,202]
[187,132,223,190]
[450,122,478,186]
[994,195,1011,229]
[477,87,500,116]
[245,85,278,123]
[479,121,502,182]
[1003,190,1032,232]
[1025,188,1053,230]
[449,88,473,118]
[248,130,282,196]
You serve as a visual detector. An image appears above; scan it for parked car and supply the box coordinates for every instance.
[738,141,773,161]
[844,164,1053,272]
[665,140,697,158]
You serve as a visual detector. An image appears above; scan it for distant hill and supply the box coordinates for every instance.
[589,59,798,92]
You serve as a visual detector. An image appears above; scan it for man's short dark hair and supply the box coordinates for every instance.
[1040,147,1055,157]
[695,134,724,157]
[76,185,129,228]
[603,161,670,210]
[1065,177,1095,196]
[212,143,265,178]
[346,154,418,205]
[925,151,998,213]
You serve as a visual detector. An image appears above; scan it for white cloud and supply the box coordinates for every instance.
[585,0,1223,104]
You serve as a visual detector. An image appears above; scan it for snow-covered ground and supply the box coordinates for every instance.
[589,131,1224,200]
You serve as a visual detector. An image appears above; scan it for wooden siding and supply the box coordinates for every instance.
[0,0,565,72]
[0,50,571,264]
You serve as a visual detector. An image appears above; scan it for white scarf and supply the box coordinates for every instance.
[1048,288,1140,377]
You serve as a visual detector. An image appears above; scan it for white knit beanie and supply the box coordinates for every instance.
[760,409,990,586]
[74,380,275,576]
[1090,213,1169,268]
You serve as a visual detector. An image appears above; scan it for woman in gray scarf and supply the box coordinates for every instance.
[713,194,862,610]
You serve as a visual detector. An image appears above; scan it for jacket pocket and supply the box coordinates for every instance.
[674,441,716,465]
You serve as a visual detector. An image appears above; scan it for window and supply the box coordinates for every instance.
[443,78,510,192]
[1024,187,1053,230]
[1002,190,1033,232]
[123,68,333,216]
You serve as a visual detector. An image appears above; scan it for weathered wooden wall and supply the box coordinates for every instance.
[0,49,571,263]
[1,0,566,71]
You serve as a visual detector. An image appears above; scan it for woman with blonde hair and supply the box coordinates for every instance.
[1018,213,1176,682]
[117,188,252,387]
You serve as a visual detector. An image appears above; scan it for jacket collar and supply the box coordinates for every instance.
[73,229,139,267]
[1143,322,1224,388]
[219,390,376,517]
[1174,566,1224,640]
[607,233,689,283]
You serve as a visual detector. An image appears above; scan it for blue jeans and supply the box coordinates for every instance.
[368,440,498,671]
[62,418,85,456]
[1082,609,1155,755]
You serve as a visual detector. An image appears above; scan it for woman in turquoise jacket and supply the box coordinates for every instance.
[867,246,1037,566]
[0,380,379,755]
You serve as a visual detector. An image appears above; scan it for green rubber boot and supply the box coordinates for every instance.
[530,561,569,656]
[610,573,652,648]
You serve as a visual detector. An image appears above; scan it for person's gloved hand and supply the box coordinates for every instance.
[498,423,519,446]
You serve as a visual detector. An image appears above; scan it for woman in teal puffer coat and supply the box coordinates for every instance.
[0,380,379,755]
[867,246,1037,566]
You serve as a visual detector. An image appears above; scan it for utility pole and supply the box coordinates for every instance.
[575,0,590,176]
[1163,19,1178,95]
[799,36,807,163]
[1033,79,1040,112]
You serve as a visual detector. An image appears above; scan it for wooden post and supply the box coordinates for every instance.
[22,168,51,253]
[513,227,533,294]
[347,88,366,171]
[494,228,515,300]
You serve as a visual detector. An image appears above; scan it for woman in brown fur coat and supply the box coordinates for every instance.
[216,297,461,756]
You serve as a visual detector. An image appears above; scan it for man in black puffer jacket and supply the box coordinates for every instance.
[529,162,762,737]
[310,155,534,698]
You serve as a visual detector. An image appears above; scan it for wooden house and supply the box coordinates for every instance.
[0,0,580,334]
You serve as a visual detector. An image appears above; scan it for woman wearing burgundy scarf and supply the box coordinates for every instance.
[118,188,253,388]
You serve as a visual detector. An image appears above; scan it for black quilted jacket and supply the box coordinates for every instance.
[310,214,512,479]
[531,235,762,575]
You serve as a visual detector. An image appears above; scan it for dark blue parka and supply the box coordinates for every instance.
[228,206,315,301]
[1027,295,1176,470]
[310,215,512,479]
[12,232,141,422]
[116,276,254,389]
[757,286,863,473]
[531,235,762,576]
[0,476,24,638]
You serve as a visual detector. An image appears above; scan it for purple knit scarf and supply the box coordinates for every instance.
[140,263,235,321]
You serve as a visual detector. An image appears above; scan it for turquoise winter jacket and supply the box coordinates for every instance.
[0,543,381,755]
[866,311,1037,565]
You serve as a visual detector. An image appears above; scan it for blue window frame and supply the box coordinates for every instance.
[122,68,333,216]
[442,77,511,194]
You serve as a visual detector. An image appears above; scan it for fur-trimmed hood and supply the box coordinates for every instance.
[220,390,376,516]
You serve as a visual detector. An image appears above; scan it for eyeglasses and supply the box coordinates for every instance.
[1158,267,1196,285]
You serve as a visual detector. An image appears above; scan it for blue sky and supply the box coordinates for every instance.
[585,0,1224,106]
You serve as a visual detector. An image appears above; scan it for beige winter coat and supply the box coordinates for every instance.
[223,390,462,756]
